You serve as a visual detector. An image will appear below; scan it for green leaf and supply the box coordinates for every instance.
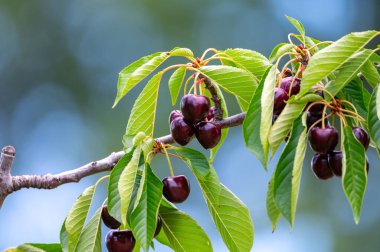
[130,164,163,251]
[221,48,271,81]
[361,58,380,88]
[108,148,135,223]
[168,67,186,106]
[269,102,306,156]
[199,65,258,111]
[285,15,305,37]
[60,220,69,252]
[170,47,194,57]
[368,86,380,148]
[342,77,370,118]
[266,174,281,232]
[64,185,96,252]
[273,116,307,226]
[269,43,295,62]
[113,52,168,107]
[342,126,367,224]
[157,201,213,252]
[119,146,142,225]
[75,207,102,252]
[123,72,163,148]
[175,147,254,252]
[243,68,270,168]
[297,30,378,97]
[9,244,62,252]
[325,49,374,96]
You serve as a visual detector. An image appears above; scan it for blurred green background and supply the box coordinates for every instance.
[0,0,379,251]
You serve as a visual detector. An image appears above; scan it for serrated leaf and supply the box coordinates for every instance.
[266,174,281,232]
[325,49,373,96]
[119,146,142,225]
[75,207,102,252]
[170,47,194,57]
[285,15,305,37]
[168,67,186,105]
[269,102,306,156]
[130,164,163,251]
[243,68,270,168]
[297,30,378,97]
[107,148,135,223]
[175,147,254,252]
[64,185,96,252]
[199,65,257,111]
[368,86,380,148]
[123,72,163,148]
[361,58,380,88]
[221,48,271,81]
[273,116,307,226]
[157,201,213,252]
[8,244,62,252]
[342,77,370,118]
[342,126,367,224]
[113,52,169,107]
[269,43,295,62]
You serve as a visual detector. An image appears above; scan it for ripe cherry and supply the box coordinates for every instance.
[162,175,190,203]
[308,126,339,154]
[195,121,222,149]
[154,215,162,237]
[311,153,334,180]
[352,127,370,150]
[106,229,135,252]
[207,106,215,121]
[273,87,289,115]
[180,94,210,123]
[306,112,329,130]
[308,85,325,115]
[169,110,182,124]
[102,205,121,229]
[328,151,343,177]
[170,117,194,146]
[280,77,301,96]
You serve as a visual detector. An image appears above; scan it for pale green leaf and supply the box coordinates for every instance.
[342,126,367,224]
[170,47,194,57]
[8,244,62,252]
[168,67,186,106]
[368,86,380,148]
[269,43,295,62]
[266,174,281,232]
[285,15,305,37]
[361,58,380,88]
[342,77,370,118]
[75,207,102,252]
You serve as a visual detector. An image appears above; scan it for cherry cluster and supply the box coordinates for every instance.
[102,205,162,252]
[170,94,221,149]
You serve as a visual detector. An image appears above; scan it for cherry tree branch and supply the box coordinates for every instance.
[0,112,246,208]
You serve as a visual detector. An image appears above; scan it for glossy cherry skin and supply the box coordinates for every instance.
[170,117,194,146]
[207,106,215,121]
[195,122,222,149]
[306,112,329,130]
[106,229,135,252]
[162,175,190,203]
[154,215,162,237]
[308,85,325,115]
[169,110,182,124]
[180,94,210,123]
[311,153,334,180]
[352,127,370,150]
[280,77,301,96]
[102,205,121,229]
[308,126,339,154]
[273,87,289,115]
[328,151,343,177]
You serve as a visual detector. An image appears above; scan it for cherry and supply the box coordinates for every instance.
[154,215,162,237]
[306,112,329,130]
[308,126,339,154]
[102,205,121,229]
[272,114,279,125]
[328,151,343,177]
[280,77,301,96]
[207,106,215,121]
[170,117,194,146]
[106,229,135,252]
[311,153,334,180]
[308,85,325,115]
[273,87,289,115]
[180,94,210,123]
[352,127,370,150]
[169,110,182,124]
[195,121,222,149]
[162,175,190,203]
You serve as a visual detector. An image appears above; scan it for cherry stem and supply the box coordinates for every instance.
[288,63,302,96]
[308,41,333,51]
[279,58,297,83]
[340,108,365,122]
[201,48,219,60]
[321,105,328,129]
[308,113,333,133]
[162,64,190,74]
[183,74,195,96]
[162,145,175,177]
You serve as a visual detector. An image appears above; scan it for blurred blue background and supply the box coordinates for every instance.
[0,0,379,251]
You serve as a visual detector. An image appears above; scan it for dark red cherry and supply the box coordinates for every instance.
[308,126,339,154]
[154,215,162,237]
[162,175,190,203]
[308,85,325,115]
[272,114,279,125]
[311,153,334,180]
[328,151,343,177]
[106,229,135,252]
[207,106,215,121]
[352,127,370,150]
[280,77,301,96]
[102,205,121,229]
[169,110,182,124]
[195,121,222,149]
[180,94,210,123]
[306,112,329,130]
[170,117,194,146]
[273,87,289,115]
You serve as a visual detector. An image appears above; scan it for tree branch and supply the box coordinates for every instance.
[0,112,246,208]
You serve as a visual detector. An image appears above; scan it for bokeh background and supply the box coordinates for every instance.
[0,0,379,251]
